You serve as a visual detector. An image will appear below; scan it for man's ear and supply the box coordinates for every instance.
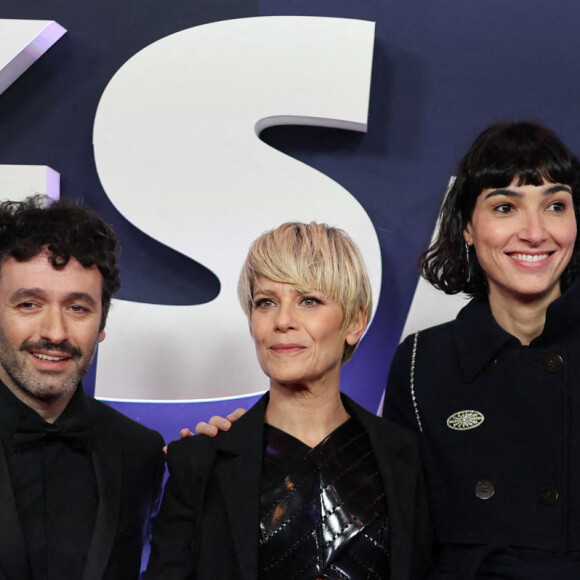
[98,330,106,343]
[345,307,368,346]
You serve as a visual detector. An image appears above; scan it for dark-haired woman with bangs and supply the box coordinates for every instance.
[384,121,580,578]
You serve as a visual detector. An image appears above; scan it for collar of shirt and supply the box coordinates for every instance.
[0,383,95,452]
[453,278,580,383]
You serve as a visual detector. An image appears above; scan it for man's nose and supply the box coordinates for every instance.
[39,308,67,343]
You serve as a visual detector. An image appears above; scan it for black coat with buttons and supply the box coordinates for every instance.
[383,280,580,577]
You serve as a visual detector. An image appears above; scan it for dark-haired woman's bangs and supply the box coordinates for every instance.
[474,148,575,192]
[515,149,575,187]
[472,162,519,192]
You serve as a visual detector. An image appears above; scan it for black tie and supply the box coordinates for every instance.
[13,415,92,453]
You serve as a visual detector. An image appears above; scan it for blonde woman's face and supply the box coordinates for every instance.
[250,276,362,392]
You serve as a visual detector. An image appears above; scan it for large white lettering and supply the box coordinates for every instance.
[93,16,378,401]
[0,19,66,95]
[0,165,60,202]
[0,20,65,201]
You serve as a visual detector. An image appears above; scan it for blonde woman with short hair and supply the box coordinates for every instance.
[146,222,432,580]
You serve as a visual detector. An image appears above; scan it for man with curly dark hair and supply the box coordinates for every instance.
[0,195,164,580]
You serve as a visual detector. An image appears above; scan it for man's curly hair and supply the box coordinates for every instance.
[0,195,121,329]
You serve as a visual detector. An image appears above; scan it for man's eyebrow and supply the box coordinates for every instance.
[484,184,572,199]
[9,288,46,302]
[67,292,100,308]
[9,288,100,308]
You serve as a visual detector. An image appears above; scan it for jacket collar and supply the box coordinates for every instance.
[82,404,122,580]
[342,393,425,578]
[454,278,580,383]
[215,393,268,456]
[0,443,32,580]
[535,278,580,344]
[213,394,268,580]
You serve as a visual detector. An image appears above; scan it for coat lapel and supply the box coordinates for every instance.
[81,419,122,580]
[345,396,418,580]
[367,424,415,578]
[215,395,268,579]
[0,439,31,580]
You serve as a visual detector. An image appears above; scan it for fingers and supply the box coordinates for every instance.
[179,428,194,439]
[193,409,247,437]
[226,408,247,422]
[195,421,220,437]
[208,415,233,431]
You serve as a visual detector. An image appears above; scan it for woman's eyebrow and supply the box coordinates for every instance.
[483,188,520,199]
[484,184,572,200]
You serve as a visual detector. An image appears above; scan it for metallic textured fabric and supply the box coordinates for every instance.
[259,418,390,579]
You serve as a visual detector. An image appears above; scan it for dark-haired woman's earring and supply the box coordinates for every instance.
[465,242,471,282]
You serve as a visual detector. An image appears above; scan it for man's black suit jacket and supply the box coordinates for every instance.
[0,392,165,580]
[146,393,433,579]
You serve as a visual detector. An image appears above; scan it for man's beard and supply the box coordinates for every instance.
[0,330,97,401]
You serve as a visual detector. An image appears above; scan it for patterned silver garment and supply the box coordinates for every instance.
[259,417,391,579]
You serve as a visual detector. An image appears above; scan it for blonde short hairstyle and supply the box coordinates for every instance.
[238,222,372,363]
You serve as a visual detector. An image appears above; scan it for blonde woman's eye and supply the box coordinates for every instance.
[302,297,322,306]
[254,298,274,309]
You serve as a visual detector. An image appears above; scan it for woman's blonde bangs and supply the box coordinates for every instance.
[238,222,372,361]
